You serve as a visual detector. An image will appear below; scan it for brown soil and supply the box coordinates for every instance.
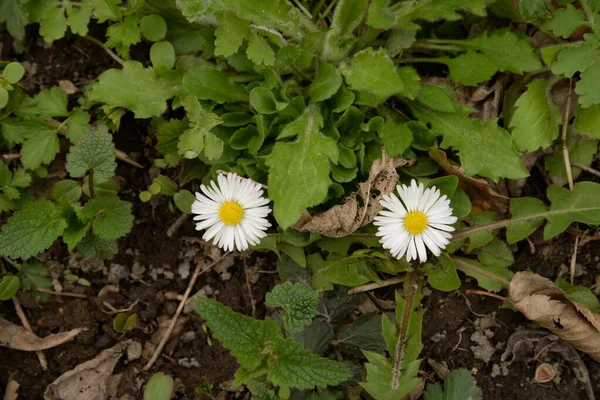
[2,27,600,400]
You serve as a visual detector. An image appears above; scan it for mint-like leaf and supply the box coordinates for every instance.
[0,200,67,259]
[266,105,338,229]
[77,235,119,260]
[82,197,133,240]
[66,125,117,183]
[509,79,561,152]
[265,282,319,333]
[424,369,482,400]
[16,87,69,119]
[87,61,182,118]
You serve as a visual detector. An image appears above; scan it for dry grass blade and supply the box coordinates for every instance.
[0,316,82,351]
[294,152,412,236]
[509,271,600,361]
[3,380,19,400]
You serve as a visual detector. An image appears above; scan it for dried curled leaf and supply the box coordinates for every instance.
[510,272,600,361]
[429,148,509,214]
[0,316,82,351]
[293,152,413,237]
[44,341,130,400]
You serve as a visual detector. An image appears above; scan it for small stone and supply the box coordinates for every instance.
[58,80,78,94]
[178,261,191,279]
[127,341,142,361]
[108,264,129,284]
[422,286,432,296]
[181,331,197,342]
[131,262,146,280]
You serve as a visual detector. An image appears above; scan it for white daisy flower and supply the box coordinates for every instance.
[374,179,457,263]
[192,173,271,252]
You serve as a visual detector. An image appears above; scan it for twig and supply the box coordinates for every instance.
[348,276,405,295]
[243,257,257,318]
[2,153,20,160]
[1,263,47,370]
[561,79,574,191]
[572,161,600,178]
[465,289,510,303]
[166,213,189,237]
[83,35,124,65]
[143,252,229,371]
[36,288,88,298]
[570,235,580,284]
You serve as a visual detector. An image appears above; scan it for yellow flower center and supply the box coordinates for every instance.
[218,201,244,225]
[404,211,428,235]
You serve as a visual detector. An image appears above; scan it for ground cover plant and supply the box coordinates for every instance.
[2,0,600,398]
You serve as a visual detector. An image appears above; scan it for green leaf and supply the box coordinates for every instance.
[268,339,351,389]
[20,261,52,295]
[65,108,92,143]
[474,238,514,267]
[17,87,68,119]
[324,255,381,287]
[66,3,92,36]
[445,52,498,86]
[150,41,176,69]
[266,105,338,228]
[544,4,586,38]
[3,62,25,84]
[551,35,600,77]
[82,197,134,240]
[411,103,528,181]
[323,0,369,60]
[60,201,89,251]
[545,132,597,186]
[309,63,343,102]
[505,197,547,243]
[39,3,67,42]
[144,373,174,400]
[0,200,66,259]
[66,125,117,184]
[21,130,60,170]
[424,254,461,292]
[51,180,82,202]
[76,235,119,260]
[90,0,122,22]
[424,369,482,400]
[337,314,386,353]
[381,121,413,157]
[9,168,31,188]
[87,61,182,118]
[156,119,185,156]
[0,87,7,109]
[214,12,249,57]
[509,79,561,152]
[247,32,275,66]
[250,87,287,114]
[177,99,223,159]
[106,15,141,57]
[340,48,418,98]
[555,278,600,313]
[457,29,542,74]
[0,274,20,301]
[265,282,319,333]
[0,0,28,41]
[544,182,600,239]
[575,103,600,138]
[452,256,512,292]
[173,190,195,214]
[575,62,600,107]
[140,14,168,42]
[196,296,282,371]
[183,66,249,103]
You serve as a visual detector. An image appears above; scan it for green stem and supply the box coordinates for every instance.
[581,0,596,26]
[397,57,447,64]
[411,42,465,52]
[299,13,319,33]
[312,0,327,17]
[291,0,314,19]
[83,35,124,66]
[322,0,337,19]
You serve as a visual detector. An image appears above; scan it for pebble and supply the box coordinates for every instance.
[108,264,130,284]
[127,341,142,362]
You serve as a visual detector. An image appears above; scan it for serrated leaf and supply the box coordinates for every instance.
[0,0,28,41]
[544,182,600,238]
[90,0,122,22]
[20,261,52,295]
[411,103,528,180]
[544,4,587,38]
[247,32,275,66]
[60,202,89,251]
[215,12,249,57]
[337,314,386,353]
[268,339,350,389]
[0,200,67,259]
[265,282,318,333]
[106,15,141,58]
[39,4,67,42]
[575,62,600,107]
[551,35,600,77]
[10,169,31,188]
[545,131,597,186]
[555,278,600,313]
[77,235,118,260]
[196,296,282,370]
[381,121,413,157]
[453,256,512,292]
[16,87,68,119]
[425,253,461,292]
[340,48,417,98]
[324,255,381,287]
[458,29,542,74]
[21,130,60,170]
[82,197,133,240]
[424,369,482,400]
[87,61,182,118]
[177,108,222,159]
[475,238,514,267]
[65,108,92,143]
[183,66,249,103]
[266,105,338,229]
[445,52,498,86]
[575,103,600,138]
[323,0,369,60]
[156,118,185,155]
[509,79,561,152]
[66,125,117,183]
[67,3,92,36]
[309,63,343,102]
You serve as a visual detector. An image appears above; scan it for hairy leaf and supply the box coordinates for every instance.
[77,235,119,260]
[575,62,600,107]
[183,66,249,103]
[82,197,134,240]
[266,105,338,229]
[214,12,249,57]
[0,200,67,259]
[65,125,117,184]
[309,63,343,102]
[265,282,319,333]
[509,79,561,152]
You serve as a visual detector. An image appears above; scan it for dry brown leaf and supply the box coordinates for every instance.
[429,148,510,214]
[510,271,600,361]
[44,341,130,400]
[142,315,187,361]
[293,152,413,237]
[0,316,82,351]
[3,380,19,400]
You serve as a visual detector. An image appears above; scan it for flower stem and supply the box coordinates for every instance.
[83,35,124,66]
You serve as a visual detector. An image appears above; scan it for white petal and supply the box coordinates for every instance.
[415,236,427,263]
